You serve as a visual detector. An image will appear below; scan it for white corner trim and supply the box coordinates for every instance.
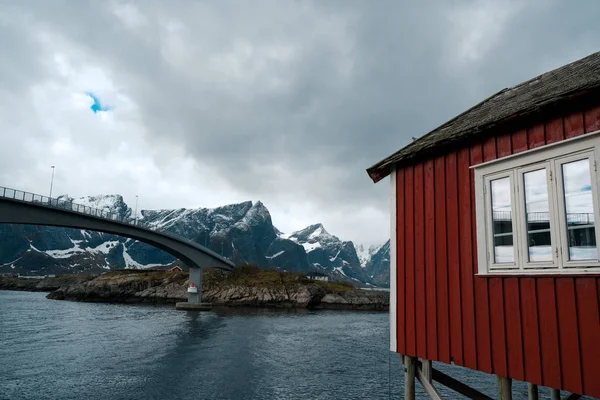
[389,168,397,353]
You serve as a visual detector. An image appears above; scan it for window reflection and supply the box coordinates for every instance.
[491,177,513,263]
[562,159,597,260]
[523,169,552,262]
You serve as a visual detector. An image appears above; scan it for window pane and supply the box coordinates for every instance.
[562,159,597,261]
[491,177,514,263]
[524,169,552,262]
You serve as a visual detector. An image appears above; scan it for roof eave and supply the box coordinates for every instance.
[366,164,391,183]
[366,86,600,184]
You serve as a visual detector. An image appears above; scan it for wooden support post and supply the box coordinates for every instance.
[416,359,443,400]
[422,359,433,383]
[405,356,416,400]
[527,383,538,400]
[550,389,560,400]
[497,376,512,400]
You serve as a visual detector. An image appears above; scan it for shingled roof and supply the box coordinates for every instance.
[366,51,600,183]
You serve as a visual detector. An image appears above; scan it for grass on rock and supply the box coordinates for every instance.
[98,264,355,292]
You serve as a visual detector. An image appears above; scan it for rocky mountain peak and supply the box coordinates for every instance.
[286,223,335,243]
[240,201,272,226]
[1,195,392,287]
[363,239,391,286]
[354,243,382,267]
[57,194,131,219]
[209,201,253,220]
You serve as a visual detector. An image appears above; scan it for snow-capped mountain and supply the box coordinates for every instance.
[0,194,390,286]
[363,240,391,287]
[354,243,381,268]
[57,194,132,218]
[280,224,369,283]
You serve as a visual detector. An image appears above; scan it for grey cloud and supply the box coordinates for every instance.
[1,0,600,245]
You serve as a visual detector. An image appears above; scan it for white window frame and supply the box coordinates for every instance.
[553,151,600,269]
[474,130,600,275]
[516,161,559,270]
[484,171,519,270]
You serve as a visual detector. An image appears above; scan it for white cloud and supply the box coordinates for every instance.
[445,0,523,66]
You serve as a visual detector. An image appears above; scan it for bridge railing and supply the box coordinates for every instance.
[0,185,232,264]
[0,186,141,225]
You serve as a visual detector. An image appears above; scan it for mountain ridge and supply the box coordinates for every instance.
[0,194,391,287]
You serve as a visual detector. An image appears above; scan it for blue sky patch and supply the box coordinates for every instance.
[85,92,114,113]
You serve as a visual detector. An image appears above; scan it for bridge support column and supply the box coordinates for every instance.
[175,267,212,311]
[188,267,202,304]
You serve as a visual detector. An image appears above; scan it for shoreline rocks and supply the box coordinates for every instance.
[0,274,93,292]
[2,269,389,311]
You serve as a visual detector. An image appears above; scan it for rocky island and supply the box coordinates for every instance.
[1,266,388,310]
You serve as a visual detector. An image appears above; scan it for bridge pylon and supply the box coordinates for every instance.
[175,267,212,311]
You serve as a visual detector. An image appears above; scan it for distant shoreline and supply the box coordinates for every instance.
[0,268,389,311]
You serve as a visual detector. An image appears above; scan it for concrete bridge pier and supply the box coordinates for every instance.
[175,267,212,311]
[187,267,202,303]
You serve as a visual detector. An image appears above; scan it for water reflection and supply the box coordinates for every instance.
[562,159,597,260]
[523,169,552,262]
[211,306,311,318]
[491,177,514,263]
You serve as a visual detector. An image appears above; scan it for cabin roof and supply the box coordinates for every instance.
[366,51,600,183]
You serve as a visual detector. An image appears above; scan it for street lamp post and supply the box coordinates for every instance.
[134,195,139,225]
[49,166,55,200]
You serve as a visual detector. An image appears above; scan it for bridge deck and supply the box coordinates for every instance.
[0,186,234,271]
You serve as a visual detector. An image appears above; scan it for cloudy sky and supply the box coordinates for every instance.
[1,0,599,246]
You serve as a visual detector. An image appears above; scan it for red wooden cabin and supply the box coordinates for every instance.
[367,51,600,399]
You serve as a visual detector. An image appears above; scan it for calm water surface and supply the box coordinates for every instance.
[0,291,583,399]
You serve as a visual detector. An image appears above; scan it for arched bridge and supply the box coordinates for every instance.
[0,186,235,306]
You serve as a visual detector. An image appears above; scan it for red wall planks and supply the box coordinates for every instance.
[489,278,508,377]
[458,148,477,368]
[470,143,493,374]
[496,134,512,157]
[545,117,564,144]
[576,279,600,395]
[564,111,584,138]
[511,128,528,154]
[483,136,497,162]
[434,156,451,364]
[445,152,463,365]
[536,278,562,387]
[473,278,493,372]
[424,160,438,361]
[555,278,583,394]
[528,123,546,148]
[396,169,406,355]
[393,109,600,398]
[584,105,600,133]
[503,278,524,381]
[404,166,416,356]
[414,163,427,358]
[528,123,545,148]
[519,278,543,385]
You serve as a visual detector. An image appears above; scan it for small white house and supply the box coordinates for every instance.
[306,271,329,282]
